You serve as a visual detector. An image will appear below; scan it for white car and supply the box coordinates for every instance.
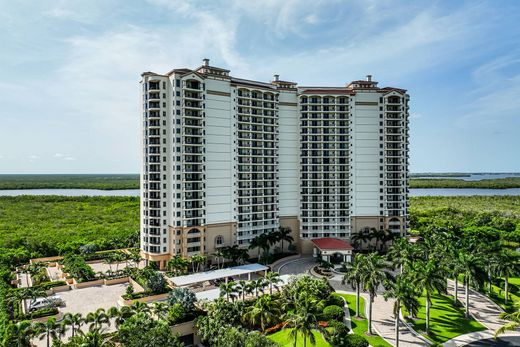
[28,295,63,312]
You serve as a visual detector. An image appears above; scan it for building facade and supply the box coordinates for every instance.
[140,59,409,267]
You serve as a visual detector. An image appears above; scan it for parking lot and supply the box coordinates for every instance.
[58,283,128,316]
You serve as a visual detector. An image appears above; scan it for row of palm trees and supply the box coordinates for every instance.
[248,227,294,262]
[351,228,398,252]
[165,254,207,276]
[344,230,520,346]
[219,272,283,302]
[6,300,180,347]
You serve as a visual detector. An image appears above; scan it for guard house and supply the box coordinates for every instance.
[311,238,354,263]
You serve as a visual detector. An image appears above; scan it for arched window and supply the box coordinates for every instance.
[215,235,224,246]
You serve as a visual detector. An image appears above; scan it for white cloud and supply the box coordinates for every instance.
[53,153,64,158]
[64,156,76,161]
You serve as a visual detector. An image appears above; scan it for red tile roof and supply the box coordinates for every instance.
[311,238,354,250]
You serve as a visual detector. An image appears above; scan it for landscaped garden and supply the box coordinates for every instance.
[403,292,486,343]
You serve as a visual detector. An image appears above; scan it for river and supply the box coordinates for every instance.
[1,188,520,197]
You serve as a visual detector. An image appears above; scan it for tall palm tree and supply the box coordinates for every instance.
[265,271,283,295]
[494,250,519,305]
[495,310,520,337]
[370,228,386,252]
[219,281,237,302]
[237,280,247,301]
[252,278,267,297]
[351,230,370,250]
[458,251,485,318]
[62,312,83,338]
[249,234,268,261]
[387,237,414,274]
[412,259,447,334]
[212,250,224,269]
[284,297,322,347]
[85,308,110,332]
[384,276,420,347]
[360,253,389,334]
[242,295,281,331]
[277,227,294,253]
[342,256,365,318]
[4,320,36,347]
[34,317,64,347]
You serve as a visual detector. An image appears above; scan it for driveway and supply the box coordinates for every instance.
[273,256,316,275]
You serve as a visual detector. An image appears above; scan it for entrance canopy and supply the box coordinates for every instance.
[167,263,268,287]
[311,238,354,263]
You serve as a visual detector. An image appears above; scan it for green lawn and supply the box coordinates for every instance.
[404,292,486,343]
[268,328,330,347]
[334,293,392,347]
[483,278,520,312]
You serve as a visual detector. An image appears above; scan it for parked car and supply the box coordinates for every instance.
[28,295,64,312]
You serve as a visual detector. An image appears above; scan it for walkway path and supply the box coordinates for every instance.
[443,279,520,347]
[336,290,429,347]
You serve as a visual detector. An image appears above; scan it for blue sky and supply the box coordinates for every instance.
[1,0,519,174]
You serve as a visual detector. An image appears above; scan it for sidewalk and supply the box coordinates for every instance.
[336,290,429,347]
[443,280,520,347]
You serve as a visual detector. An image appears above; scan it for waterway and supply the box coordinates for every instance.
[1,188,520,197]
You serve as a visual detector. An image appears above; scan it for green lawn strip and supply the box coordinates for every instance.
[335,293,392,347]
[403,292,486,343]
[481,279,520,313]
[268,328,330,347]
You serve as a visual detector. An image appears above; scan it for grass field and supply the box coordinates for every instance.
[481,277,520,313]
[335,293,392,347]
[0,195,139,256]
[410,195,520,217]
[268,328,330,347]
[403,292,486,343]
[0,174,139,190]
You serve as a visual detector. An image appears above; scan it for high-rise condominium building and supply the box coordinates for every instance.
[140,59,409,268]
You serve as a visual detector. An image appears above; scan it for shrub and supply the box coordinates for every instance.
[168,287,196,311]
[61,254,96,282]
[342,334,369,347]
[37,280,68,290]
[22,307,59,320]
[324,320,350,346]
[122,290,155,300]
[322,305,344,321]
[327,294,345,307]
[126,283,134,296]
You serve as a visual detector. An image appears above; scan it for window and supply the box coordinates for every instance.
[215,235,224,246]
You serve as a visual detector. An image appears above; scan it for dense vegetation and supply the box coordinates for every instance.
[0,174,139,190]
[0,196,139,257]
[2,173,520,190]
[410,176,520,189]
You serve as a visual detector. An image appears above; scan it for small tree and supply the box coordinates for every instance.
[126,283,134,296]
[168,287,197,311]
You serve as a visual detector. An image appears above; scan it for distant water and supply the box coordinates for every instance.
[1,188,520,197]
[414,173,520,181]
[0,189,141,196]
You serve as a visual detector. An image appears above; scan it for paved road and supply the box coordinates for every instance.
[274,256,316,275]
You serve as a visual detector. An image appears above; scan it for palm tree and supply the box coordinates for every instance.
[249,234,267,260]
[130,301,151,315]
[62,312,83,338]
[412,259,447,334]
[360,253,389,334]
[4,320,36,347]
[351,230,370,250]
[212,250,224,269]
[152,301,169,320]
[85,308,110,332]
[284,297,322,347]
[265,271,283,295]
[252,278,267,297]
[384,276,420,347]
[242,294,281,331]
[494,250,519,305]
[219,281,237,302]
[495,310,520,337]
[237,280,247,300]
[370,228,386,252]
[277,227,294,254]
[342,256,365,318]
[35,317,64,347]
[387,237,414,274]
[459,251,485,318]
